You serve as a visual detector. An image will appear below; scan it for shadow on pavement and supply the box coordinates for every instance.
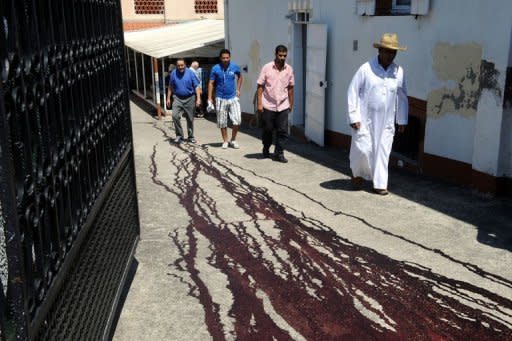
[244,153,267,160]
[109,258,139,339]
[320,179,358,192]
[130,93,159,119]
[239,124,512,252]
[202,142,224,148]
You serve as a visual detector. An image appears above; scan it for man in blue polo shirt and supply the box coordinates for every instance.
[166,58,201,144]
[208,49,243,149]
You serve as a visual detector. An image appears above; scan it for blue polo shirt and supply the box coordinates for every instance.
[170,68,199,97]
[210,62,241,99]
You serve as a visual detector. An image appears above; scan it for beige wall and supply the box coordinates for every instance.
[121,0,164,21]
[121,0,224,22]
[165,0,224,21]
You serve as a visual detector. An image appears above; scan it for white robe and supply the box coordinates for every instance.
[347,57,408,189]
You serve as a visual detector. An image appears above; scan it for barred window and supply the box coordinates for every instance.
[134,0,165,15]
[195,0,218,14]
[356,0,429,16]
[376,0,410,15]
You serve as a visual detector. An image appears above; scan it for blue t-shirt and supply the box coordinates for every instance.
[210,62,241,99]
[170,68,200,97]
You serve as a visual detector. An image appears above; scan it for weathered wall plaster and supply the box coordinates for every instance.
[427,42,504,118]
[242,40,262,95]
[427,43,482,117]
[480,60,502,104]
[504,67,512,109]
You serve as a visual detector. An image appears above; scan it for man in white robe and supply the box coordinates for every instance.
[347,33,408,195]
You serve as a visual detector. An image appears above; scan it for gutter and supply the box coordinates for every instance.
[224,0,230,49]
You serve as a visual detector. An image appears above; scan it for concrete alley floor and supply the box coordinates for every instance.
[113,98,512,340]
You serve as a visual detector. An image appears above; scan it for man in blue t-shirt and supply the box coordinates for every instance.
[166,58,201,144]
[208,49,243,149]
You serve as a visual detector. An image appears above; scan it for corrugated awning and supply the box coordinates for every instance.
[124,19,225,59]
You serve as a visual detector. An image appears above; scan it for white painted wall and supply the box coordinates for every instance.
[226,0,512,176]
[225,0,291,115]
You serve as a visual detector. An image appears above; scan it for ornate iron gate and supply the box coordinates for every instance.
[0,0,140,339]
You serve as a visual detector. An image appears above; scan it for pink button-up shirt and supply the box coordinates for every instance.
[257,62,295,112]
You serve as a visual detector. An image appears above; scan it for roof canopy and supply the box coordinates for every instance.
[124,19,225,59]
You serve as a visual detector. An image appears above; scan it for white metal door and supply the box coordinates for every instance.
[305,24,327,147]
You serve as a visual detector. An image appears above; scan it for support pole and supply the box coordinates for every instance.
[152,58,161,120]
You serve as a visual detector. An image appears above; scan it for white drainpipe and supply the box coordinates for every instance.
[224,0,230,49]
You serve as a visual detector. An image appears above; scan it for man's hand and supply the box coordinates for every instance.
[236,89,241,97]
[196,98,201,107]
[397,125,406,133]
[207,100,215,113]
[350,122,361,130]
[257,103,263,113]
[166,98,171,109]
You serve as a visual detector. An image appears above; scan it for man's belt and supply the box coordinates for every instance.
[175,94,194,100]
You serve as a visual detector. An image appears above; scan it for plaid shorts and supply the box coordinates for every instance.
[216,97,241,128]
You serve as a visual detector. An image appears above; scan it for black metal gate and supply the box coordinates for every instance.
[0,0,140,339]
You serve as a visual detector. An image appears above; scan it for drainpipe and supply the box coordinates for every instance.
[224,0,230,49]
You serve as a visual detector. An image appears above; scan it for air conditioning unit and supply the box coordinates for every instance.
[288,0,312,23]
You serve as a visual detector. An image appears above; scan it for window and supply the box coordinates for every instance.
[392,0,411,14]
[375,0,410,15]
[195,0,218,14]
[134,0,164,15]
[356,0,429,16]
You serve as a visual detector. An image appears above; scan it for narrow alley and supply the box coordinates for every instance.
[113,99,512,340]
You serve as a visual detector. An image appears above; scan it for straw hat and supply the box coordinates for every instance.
[373,33,407,51]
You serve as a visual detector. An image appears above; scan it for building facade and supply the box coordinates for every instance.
[225,0,512,194]
[121,0,224,30]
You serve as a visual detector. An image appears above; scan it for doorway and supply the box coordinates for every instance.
[291,22,328,146]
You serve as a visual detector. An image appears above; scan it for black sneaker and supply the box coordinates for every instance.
[188,137,196,144]
[274,154,288,163]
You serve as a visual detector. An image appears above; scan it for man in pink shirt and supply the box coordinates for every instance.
[257,45,295,163]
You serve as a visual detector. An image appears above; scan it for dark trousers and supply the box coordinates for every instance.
[262,108,289,155]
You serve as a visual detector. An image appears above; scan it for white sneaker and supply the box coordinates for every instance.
[229,140,240,149]
[222,141,229,149]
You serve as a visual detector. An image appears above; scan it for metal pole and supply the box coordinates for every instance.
[141,53,146,98]
[134,50,139,95]
[126,47,131,79]
[162,58,167,117]
[152,58,161,120]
